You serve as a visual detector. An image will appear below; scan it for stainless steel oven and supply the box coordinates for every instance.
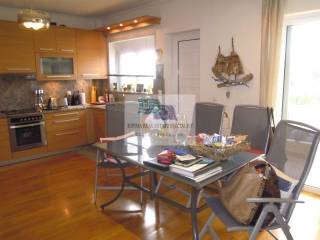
[8,112,47,152]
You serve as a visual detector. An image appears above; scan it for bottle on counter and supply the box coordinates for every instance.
[91,86,97,103]
[105,89,109,103]
[80,89,86,105]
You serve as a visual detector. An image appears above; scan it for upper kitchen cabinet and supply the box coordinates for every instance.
[33,26,76,53]
[56,27,76,53]
[0,21,35,74]
[76,29,108,79]
[33,27,56,52]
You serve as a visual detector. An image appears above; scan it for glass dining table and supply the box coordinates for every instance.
[92,133,260,240]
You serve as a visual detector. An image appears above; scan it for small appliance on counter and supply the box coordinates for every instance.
[46,97,58,110]
[71,91,81,105]
[34,88,44,111]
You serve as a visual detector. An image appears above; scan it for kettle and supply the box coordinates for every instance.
[47,97,58,109]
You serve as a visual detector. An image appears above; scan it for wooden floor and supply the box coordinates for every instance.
[0,152,319,240]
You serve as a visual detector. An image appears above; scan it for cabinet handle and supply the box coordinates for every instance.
[55,130,80,136]
[54,118,80,124]
[60,49,74,52]
[45,75,73,78]
[7,67,32,71]
[80,73,100,76]
[54,112,80,118]
[40,48,55,51]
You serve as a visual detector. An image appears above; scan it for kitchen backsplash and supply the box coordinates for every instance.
[0,75,108,111]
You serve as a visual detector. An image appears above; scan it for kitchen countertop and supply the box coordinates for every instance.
[42,104,107,114]
[0,103,111,117]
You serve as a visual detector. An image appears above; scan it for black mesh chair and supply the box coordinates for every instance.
[155,102,224,207]
[231,105,271,153]
[200,120,320,239]
[194,102,224,135]
[94,102,145,209]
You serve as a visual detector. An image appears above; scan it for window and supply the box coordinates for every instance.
[109,36,156,92]
[281,16,320,190]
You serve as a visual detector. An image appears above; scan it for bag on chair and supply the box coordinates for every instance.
[219,160,280,226]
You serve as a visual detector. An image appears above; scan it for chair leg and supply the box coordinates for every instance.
[93,149,100,205]
[249,204,293,240]
[155,176,164,193]
[272,206,294,240]
[139,167,144,208]
[199,213,219,240]
[249,205,269,240]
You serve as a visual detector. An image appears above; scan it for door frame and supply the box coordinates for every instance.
[281,12,320,194]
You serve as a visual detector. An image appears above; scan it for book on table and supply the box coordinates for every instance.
[186,166,223,182]
[170,158,220,178]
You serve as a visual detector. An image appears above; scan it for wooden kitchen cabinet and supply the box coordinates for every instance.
[33,26,76,53]
[76,29,108,79]
[45,110,87,152]
[33,27,56,52]
[0,21,35,74]
[56,27,76,53]
[93,109,106,140]
[0,118,12,161]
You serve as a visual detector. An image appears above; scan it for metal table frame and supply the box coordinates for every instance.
[93,136,260,240]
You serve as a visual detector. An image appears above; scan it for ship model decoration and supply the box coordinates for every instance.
[212,38,253,98]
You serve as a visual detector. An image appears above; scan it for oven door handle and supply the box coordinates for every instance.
[10,122,44,129]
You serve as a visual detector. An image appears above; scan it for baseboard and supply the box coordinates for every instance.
[304,185,320,195]
[0,145,90,167]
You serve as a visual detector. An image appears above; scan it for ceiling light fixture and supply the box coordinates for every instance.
[107,26,111,30]
[133,19,138,24]
[18,9,50,31]
[119,23,123,27]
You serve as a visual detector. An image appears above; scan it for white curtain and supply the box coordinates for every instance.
[260,0,287,107]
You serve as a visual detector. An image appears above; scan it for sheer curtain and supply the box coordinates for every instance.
[260,0,287,108]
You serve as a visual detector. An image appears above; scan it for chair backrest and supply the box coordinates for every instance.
[194,102,224,135]
[106,101,140,137]
[266,120,320,220]
[231,105,270,152]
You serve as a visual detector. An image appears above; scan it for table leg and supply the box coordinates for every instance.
[191,187,200,240]
[93,149,101,205]
[149,172,156,200]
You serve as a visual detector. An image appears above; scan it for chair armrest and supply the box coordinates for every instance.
[247,198,304,204]
[100,131,136,143]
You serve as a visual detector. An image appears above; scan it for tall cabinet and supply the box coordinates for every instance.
[76,29,108,79]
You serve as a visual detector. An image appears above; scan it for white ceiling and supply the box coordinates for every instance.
[0,0,157,17]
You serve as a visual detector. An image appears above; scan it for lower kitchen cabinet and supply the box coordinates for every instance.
[47,129,87,152]
[0,118,12,161]
[92,108,106,141]
[45,110,88,152]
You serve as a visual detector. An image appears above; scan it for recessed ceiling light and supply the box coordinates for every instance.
[107,26,111,30]
[119,23,123,27]
[133,19,138,24]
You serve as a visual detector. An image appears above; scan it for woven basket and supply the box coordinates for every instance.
[189,141,250,161]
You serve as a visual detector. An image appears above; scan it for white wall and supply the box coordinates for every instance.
[286,0,320,15]
[0,6,99,29]
[99,0,262,117]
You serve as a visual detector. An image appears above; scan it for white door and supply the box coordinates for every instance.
[178,38,200,101]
